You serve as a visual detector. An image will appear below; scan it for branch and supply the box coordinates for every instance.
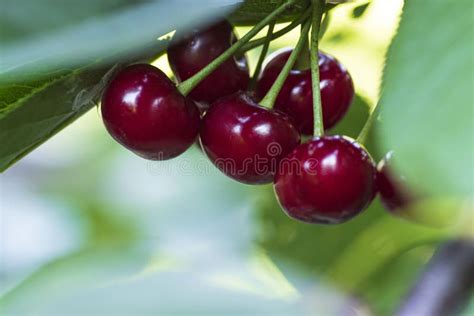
[396,239,474,316]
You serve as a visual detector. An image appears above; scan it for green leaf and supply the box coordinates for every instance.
[0,0,339,172]
[464,299,474,316]
[376,0,474,198]
[230,0,308,25]
[0,66,108,171]
[256,188,450,315]
[0,40,169,172]
[229,0,348,25]
[0,1,239,81]
[0,0,240,172]
[0,149,353,315]
[0,1,138,42]
[360,245,432,314]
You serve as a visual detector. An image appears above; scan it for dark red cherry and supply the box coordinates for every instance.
[101,64,200,160]
[256,48,354,134]
[274,135,376,224]
[168,20,250,106]
[200,92,301,184]
[377,152,413,212]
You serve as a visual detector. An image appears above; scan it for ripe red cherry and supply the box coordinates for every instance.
[168,20,250,106]
[101,64,200,160]
[256,48,354,134]
[200,92,301,184]
[274,136,376,224]
[377,152,413,212]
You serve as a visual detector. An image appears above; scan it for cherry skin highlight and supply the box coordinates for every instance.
[377,152,413,212]
[274,135,376,224]
[200,92,301,185]
[168,20,250,106]
[101,64,200,160]
[257,48,354,134]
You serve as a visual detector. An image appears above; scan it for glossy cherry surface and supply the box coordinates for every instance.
[168,20,250,106]
[274,135,376,224]
[377,152,413,212]
[257,48,354,134]
[101,64,200,160]
[200,92,301,184]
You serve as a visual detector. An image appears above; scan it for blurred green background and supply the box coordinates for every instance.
[0,0,472,315]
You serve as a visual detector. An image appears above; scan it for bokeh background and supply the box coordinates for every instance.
[1,0,472,315]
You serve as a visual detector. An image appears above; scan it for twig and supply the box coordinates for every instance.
[396,239,474,316]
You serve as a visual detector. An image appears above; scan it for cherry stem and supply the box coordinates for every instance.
[260,18,311,109]
[310,0,325,137]
[177,0,298,96]
[319,12,331,39]
[239,9,311,54]
[248,21,275,92]
[294,23,311,70]
[357,101,381,144]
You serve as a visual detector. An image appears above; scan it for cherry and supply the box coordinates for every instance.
[377,152,413,212]
[101,64,200,160]
[200,92,301,184]
[168,20,250,106]
[274,135,376,224]
[256,48,354,134]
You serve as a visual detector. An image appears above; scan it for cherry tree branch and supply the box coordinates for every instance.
[396,239,474,316]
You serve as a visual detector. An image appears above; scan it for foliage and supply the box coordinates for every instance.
[0,0,472,315]
[376,0,473,199]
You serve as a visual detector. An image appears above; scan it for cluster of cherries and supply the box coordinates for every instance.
[101,20,411,224]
